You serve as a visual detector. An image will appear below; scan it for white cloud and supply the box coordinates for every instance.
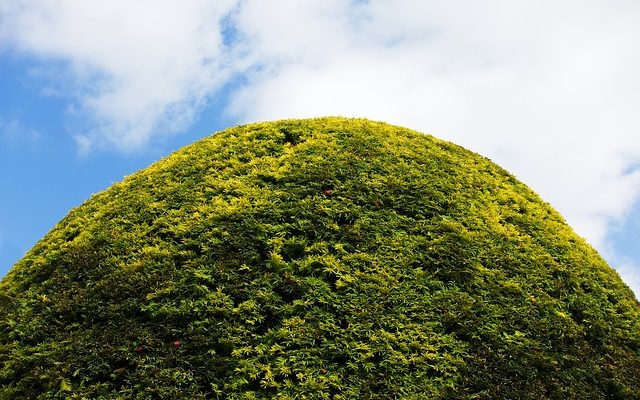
[1,0,243,151]
[614,260,640,301]
[2,0,640,296]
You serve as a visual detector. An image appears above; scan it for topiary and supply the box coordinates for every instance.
[1,117,639,399]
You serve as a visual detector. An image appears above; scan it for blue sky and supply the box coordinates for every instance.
[1,1,640,297]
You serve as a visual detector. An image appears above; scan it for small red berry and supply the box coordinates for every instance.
[135,344,143,353]
[323,189,333,196]
[174,339,182,349]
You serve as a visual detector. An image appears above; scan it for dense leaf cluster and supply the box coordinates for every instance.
[1,117,639,399]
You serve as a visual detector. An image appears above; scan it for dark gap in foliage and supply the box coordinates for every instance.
[244,377,278,394]
[282,238,306,261]
[149,226,180,246]
[455,331,474,345]
[580,281,594,294]
[252,239,271,264]
[254,308,282,335]
[329,351,349,366]
[297,260,325,278]
[441,316,461,336]
[179,241,204,258]
[323,269,340,292]
[211,339,234,358]
[229,290,250,307]
[64,229,81,242]
[322,185,334,197]
[273,278,304,303]
[371,351,384,364]
[257,173,280,185]
[335,212,357,226]
[279,127,301,145]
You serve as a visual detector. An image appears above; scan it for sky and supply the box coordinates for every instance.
[1,1,639,297]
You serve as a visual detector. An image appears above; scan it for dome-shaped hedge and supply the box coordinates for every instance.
[1,117,639,399]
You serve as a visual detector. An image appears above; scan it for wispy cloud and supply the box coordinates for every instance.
[1,0,244,151]
[0,115,41,146]
[2,1,640,295]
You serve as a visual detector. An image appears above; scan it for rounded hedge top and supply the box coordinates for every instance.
[1,117,639,399]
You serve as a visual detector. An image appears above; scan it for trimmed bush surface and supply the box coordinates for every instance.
[1,117,639,399]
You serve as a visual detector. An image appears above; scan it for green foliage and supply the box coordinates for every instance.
[1,117,639,399]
